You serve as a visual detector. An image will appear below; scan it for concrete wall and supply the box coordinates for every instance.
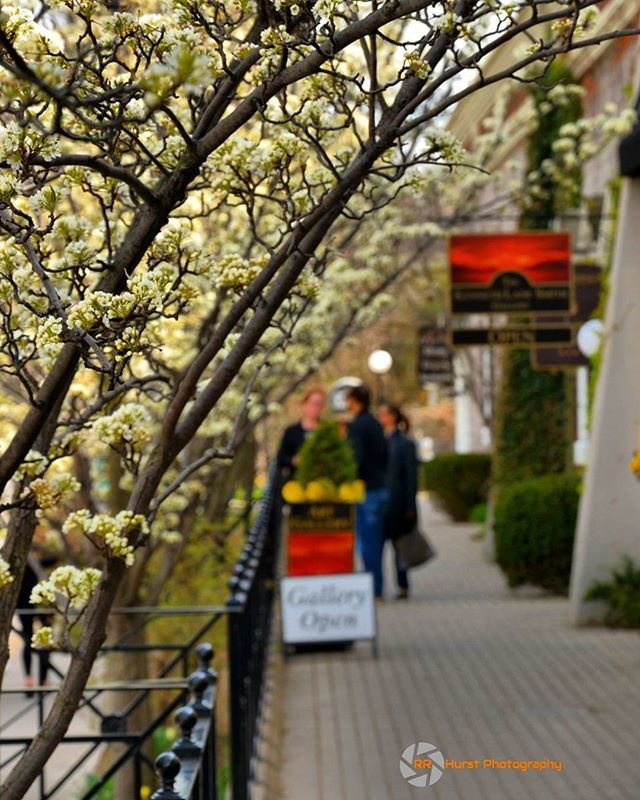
[569,178,640,623]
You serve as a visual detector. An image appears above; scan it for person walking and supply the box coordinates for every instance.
[378,404,419,599]
[276,388,326,479]
[17,556,52,692]
[346,385,388,599]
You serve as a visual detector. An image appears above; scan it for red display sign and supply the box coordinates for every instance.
[287,503,355,576]
[287,532,354,576]
[450,232,572,315]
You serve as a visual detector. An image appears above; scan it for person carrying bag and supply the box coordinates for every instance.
[394,519,436,570]
[378,404,436,598]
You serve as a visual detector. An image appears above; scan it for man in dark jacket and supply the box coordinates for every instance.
[347,385,388,598]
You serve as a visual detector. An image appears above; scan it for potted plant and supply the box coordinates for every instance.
[281,420,364,575]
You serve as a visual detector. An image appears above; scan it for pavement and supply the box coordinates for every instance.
[278,499,640,800]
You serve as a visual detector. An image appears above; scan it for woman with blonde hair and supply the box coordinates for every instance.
[276,388,326,479]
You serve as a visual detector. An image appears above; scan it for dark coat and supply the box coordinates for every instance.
[347,410,388,490]
[385,430,418,540]
[277,422,310,477]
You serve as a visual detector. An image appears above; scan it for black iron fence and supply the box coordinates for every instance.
[0,470,280,800]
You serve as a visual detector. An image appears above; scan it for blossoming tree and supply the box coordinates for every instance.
[0,0,638,794]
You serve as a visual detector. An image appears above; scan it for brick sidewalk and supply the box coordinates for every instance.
[278,501,640,800]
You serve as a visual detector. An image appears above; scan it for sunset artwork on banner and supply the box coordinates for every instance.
[449,232,573,315]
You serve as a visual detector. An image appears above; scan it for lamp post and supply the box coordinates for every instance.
[367,349,393,404]
[573,319,604,466]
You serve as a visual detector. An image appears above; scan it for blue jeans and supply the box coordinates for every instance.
[356,488,389,596]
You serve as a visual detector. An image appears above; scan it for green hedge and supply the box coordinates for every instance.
[423,454,491,522]
[494,473,580,594]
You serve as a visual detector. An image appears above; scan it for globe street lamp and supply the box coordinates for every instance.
[367,349,393,404]
[577,319,604,358]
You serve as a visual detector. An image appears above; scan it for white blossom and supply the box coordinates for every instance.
[0,557,13,588]
[30,565,102,610]
[93,403,153,452]
[64,509,148,566]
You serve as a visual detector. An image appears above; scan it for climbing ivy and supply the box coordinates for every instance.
[493,349,573,486]
[521,60,584,230]
[493,60,581,488]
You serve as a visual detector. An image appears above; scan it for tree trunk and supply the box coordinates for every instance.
[94,454,153,797]
[0,375,75,689]
[0,506,38,687]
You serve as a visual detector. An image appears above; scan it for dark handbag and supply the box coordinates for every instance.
[395,524,436,570]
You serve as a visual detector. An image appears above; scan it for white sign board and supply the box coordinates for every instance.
[281,573,376,644]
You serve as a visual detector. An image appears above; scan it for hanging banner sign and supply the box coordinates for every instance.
[450,232,572,315]
[451,326,574,348]
[532,263,602,370]
[280,573,377,645]
[418,325,453,384]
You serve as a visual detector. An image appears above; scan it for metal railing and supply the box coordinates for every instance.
[0,470,280,800]
[151,468,280,800]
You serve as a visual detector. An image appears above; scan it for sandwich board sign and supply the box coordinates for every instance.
[280,572,377,649]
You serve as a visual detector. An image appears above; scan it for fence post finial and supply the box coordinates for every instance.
[150,752,182,800]
[188,669,211,716]
[195,642,217,685]
[172,706,201,758]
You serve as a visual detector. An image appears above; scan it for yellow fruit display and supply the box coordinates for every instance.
[305,480,335,502]
[338,480,366,503]
[281,481,307,504]
[283,476,365,504]
[317,478,338,500]
[338,483,355,502]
